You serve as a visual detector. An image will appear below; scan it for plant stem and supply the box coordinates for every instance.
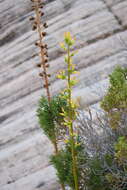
[61,183,66,190]
[34,2,65,190]
[53,137,66,190]
[53,131,66,190]
[67,45,79,190]
[53,135,58,154]
[35,1,51,103]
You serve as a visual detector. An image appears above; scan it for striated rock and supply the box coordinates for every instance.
[0,0,127,189]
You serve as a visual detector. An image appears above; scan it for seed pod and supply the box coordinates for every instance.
[43,71,46,75]
[29,16,35,21]
[37,63,41,67]
[39,4,43,8]
[39,73,44,77]
[43,22,48,28]
[44,44,48,49]
[39,2,44,8]
[43,84,46,88]
[35,41,40,46]
[44,51,48,57]
[42,32,47,37]
[40,12,44,16]
[32,24,37,30]
[40,44,47,49]
[40,45,44,49]
[32,5,36,9]
[44,59,48,63]
[35,41,38,46]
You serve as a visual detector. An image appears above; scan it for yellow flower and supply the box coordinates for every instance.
[64,32,72,40]
[64,32,75,46]
[59,42,66,50]
[75,142,81,147]
[64,139,69,144]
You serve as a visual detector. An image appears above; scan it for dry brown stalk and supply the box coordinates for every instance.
[29,1,65,189]
[30,0,51,103]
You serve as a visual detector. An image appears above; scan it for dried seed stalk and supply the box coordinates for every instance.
[30,0,51,102]
[30,1,65,189]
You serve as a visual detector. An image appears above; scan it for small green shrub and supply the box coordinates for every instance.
[86,155,112,190]
[37,94,68,143]
[101,66,127,130]
[115,136,127,166]
[51,138,87,190]
[85,138,127,190]
[37,96,55,142]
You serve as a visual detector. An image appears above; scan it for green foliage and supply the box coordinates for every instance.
[85,138,127,190]
[101,66,127,129]
[37,94,68,143]
[86,155,112,190]
[50,94,68,127]
[115,136,127,166]
[37,96,55,141]
[105,141,127,190]
[50,139,87,190]
[51,144,73,187]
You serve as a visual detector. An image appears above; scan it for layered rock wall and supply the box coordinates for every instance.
[0,0,127,189]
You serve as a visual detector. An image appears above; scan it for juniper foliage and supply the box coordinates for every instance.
[37,94,68,143]
[101,66,127,130]
[50,139,87,190]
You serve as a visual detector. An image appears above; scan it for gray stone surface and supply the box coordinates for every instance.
[0,0,127,189]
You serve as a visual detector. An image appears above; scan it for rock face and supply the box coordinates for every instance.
[0,0,127,189]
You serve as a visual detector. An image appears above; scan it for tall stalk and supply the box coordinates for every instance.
[29,1,65,189]
[30,0,50,102]
[58,32,79,190]
[67,45,79,190]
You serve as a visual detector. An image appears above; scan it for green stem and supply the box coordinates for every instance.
[67,45,79,190]
[53,136,58,154]
[53,132,66,190]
